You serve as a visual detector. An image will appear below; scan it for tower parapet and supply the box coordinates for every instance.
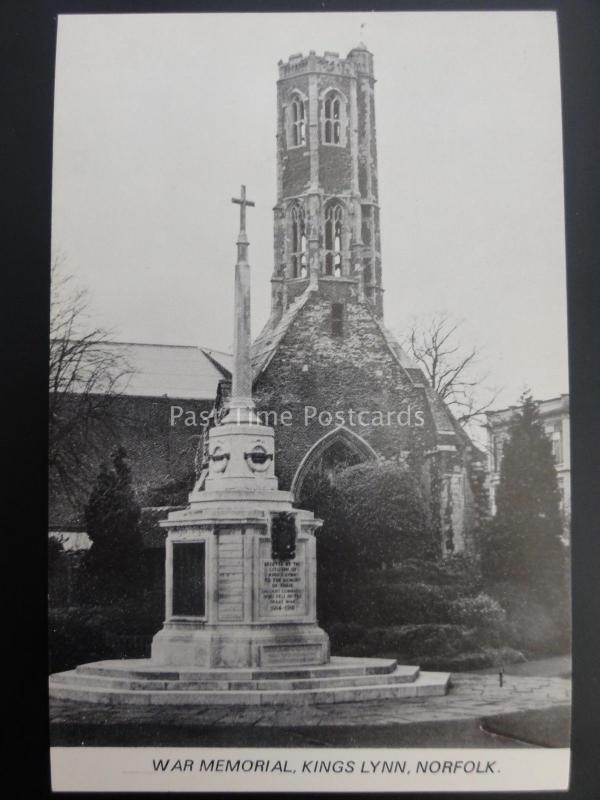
[272,46,383,317]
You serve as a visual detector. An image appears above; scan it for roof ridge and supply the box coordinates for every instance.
[252,286,316,378]
[200,348,232,379]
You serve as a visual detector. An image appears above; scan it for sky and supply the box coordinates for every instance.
[52,11,568,411]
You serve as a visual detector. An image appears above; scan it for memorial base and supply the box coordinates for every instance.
[49,656,451,706]
[150,621,330,668]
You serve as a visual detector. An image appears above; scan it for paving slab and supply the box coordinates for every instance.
[50,672,570,740]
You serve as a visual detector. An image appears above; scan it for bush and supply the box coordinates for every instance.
[85,447,142,599]
[383,555,481,589]
[49,606,107,673]
[330,623,478,660]
[364,580,459,626]
[449,593,508,645]
[418,647,525,672]
[48,595,164,674]
[327,622,368,651]
[327,621,525,672]
[314,461,434,581]
[485,580,570,658]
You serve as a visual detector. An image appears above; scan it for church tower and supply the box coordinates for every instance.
[271,45,383,318]
[199,47,484,558]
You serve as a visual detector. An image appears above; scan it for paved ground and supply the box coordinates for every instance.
[50,669,571,748]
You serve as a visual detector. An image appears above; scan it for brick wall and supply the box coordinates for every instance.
[49,394,213,528]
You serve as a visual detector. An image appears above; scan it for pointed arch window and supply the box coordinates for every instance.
[289,204,307,278]
[323,91,343,144]
[289,94,306,148]
[324,202,343,276]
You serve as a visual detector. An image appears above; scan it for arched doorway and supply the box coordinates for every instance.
[292,426,377,507]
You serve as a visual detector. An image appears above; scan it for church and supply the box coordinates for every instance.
[196,45,483,556]
[50,45,482,558]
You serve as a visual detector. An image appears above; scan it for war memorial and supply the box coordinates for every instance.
[48,183,450,706]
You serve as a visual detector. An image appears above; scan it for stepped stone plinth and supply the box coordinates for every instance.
[49,657,450,706]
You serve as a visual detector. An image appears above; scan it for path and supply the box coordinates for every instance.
[50,671,571,747]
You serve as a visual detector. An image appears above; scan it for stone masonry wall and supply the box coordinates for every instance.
[253,294,441,492]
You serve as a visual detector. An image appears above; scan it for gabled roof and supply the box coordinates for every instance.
[62,341,231,400]
[251,285,425,385]
[250,290,475,449]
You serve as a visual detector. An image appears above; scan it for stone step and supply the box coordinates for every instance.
[50,664,420,693]
[75,656,399,682]
[49,671,450,707]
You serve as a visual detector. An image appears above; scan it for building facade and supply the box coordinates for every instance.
[483,394,570,533]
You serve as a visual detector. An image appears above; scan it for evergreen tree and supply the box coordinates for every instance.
[482,392,566,600]
[85,446,142,597]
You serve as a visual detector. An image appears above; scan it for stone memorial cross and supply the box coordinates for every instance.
[227,185,256,421]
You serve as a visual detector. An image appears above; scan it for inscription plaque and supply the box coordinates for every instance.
[172,541,206,617]
[259,541,307,618]
[218,535,243,621]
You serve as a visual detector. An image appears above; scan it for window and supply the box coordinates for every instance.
[323,91,343,144]
[289,204,307,277]
[331,303,344,336]
[324,202,343,276]
[289,95,306,147]
[551,422,563,464]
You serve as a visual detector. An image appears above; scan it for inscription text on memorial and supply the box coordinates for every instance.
[258,542,307,618]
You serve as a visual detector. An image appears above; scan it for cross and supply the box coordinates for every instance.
[231,185,255,234]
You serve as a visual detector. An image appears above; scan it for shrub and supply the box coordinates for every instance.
[327,621,525,672]
[48,595,164,674]
[449,593,508,645]
[330,623,479,660]
[85,447,142,599]
[418,647,525,672]
[507,596,570,658]
[48,606,107,673]
[364,581,458,626]
[327,622,368,651]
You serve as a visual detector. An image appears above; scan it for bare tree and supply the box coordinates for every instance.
[400,313,499,427]
[49,261,131,502]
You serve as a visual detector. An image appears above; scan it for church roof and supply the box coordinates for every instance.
[250,290,475,449]
[115,342,231,399]
[251,285,425,384]
[252,286,315,377]
[61,341,232,401]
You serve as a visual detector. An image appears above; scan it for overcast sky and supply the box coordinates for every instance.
[53,11,568,410]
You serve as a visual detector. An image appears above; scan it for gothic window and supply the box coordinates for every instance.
[323,91,343,144]
[324,202,343,276]
[331,303,344,336]
[289,94,306,148]
[289,204,307,278]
